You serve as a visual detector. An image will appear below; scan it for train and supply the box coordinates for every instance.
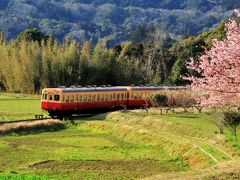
[41,85,190,118]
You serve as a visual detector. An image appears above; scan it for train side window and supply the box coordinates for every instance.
[104,94,107,101]
[54,95,60,101]
[83,95,87,102]
[49,95,53,101]
[121,94,124,100]
[101,95,104,101]
[109,94,112,101]
[130,93,133,99]
[79,95,82,102]
[138,93,142,99]
[113,94,116,100]
[70,95,74,102]
[92,95,96,102]
[75,95,78,101]
[88,95,92,102]
[117,94,120,100]
[65,96,69,102]
[134,93,138,100]
[96,94,100,101]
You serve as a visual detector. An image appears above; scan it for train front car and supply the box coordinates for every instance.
[60,86,128,115]
[41,86,129,118]
[41,88,63,118]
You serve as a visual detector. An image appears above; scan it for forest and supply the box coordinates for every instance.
[0,19,229,94]
[0,0,237,45]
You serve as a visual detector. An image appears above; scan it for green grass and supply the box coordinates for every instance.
[0,93,43,121]
[0,127,187,179]
[0,94,239,179]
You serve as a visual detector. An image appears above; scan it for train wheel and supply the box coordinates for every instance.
[57,115,64,120]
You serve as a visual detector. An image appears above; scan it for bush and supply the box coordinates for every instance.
[223,111,240,142]
[151,94,168,115]
[151,94,168,106]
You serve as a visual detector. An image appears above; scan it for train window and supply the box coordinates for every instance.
[131,93,133,99]
[97,94,100,101]
[109,94,112,101]
[134,93,138,100]
[105,94,109,101]
[49,95,53,101]
[92,95,96,102]
[54,95,60,101]
[113,94,116,99]
[65,96,69,102]
[42,94,48,100]
[117,94,120,100]
[70,95,74,102]
[79,95,82,102]
[121,94,124,100]
[83,95,87,102]
[101,95,105,101]
[88,95,92,101]
[138,94,142,99]
[62,95,65,102]
[75,95,78,101]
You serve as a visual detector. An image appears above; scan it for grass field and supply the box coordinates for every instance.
[0,93,239,179]
[0,93,43,121]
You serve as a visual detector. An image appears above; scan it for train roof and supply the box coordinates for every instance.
[130,86,191,91]
[42,86,191,93]
[43,87,128,93]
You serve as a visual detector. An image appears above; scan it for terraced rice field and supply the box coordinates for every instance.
[0,93,239,179]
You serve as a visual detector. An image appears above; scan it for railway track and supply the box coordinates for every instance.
[0,117,52,125]
[0,114,100,125]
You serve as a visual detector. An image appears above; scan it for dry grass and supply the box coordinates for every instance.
[0,120,65,135]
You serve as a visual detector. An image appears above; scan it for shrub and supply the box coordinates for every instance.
[223,111,240,142]
[151,94,168,115]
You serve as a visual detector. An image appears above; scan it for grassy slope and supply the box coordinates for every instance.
[0,94,239,179]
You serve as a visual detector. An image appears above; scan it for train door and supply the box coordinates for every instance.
[48,94,54,109]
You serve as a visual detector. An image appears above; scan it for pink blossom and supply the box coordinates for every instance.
[186,10,240,107]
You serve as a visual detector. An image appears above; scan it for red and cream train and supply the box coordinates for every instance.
[41,85,190,118]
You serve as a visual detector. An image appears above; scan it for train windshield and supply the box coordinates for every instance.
[42,94,48,100]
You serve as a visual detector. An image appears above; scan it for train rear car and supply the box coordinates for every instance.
[127,86,191,108]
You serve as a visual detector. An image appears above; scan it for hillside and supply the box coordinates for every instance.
[0,0,237,44]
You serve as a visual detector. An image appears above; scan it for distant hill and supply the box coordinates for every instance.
[0,0,238,44]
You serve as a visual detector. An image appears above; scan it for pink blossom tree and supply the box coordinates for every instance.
[187,10,240,108]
